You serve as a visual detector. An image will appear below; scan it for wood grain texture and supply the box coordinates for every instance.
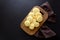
[20,6,48,35]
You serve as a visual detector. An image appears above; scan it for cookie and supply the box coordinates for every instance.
[24,20,30,27]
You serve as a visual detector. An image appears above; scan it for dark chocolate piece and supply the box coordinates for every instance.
[41,2,54,16]
[48,14,56,23]
[40,25,56,38]
[41,2,56,23]
[48,17,56,23]
[35,30,44,38]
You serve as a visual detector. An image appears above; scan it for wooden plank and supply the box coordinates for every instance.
[20,6,48,35]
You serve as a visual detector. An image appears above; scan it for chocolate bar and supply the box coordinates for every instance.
[34,30,44,38]
[41,2,56,23]
[48,13,56,23]
[35,24,56,38]
[41,2,54,17]
[40,25,56,38]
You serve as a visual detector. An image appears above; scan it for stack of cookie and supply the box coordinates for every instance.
[24,7,43,30]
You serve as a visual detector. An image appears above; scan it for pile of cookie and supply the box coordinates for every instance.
[24,7,43,30]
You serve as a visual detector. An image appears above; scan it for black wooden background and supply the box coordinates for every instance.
[0,0,59,40]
